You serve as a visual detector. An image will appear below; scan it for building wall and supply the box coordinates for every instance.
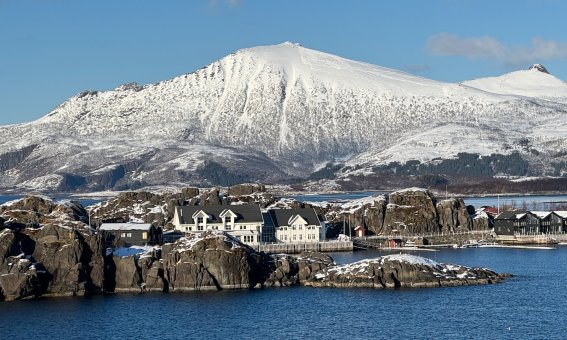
[275,221,321,244]
[494,219,514,235]
[175,222,262,245]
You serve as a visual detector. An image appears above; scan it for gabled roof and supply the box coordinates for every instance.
[268,208,321,228]
[176,204,263,224]
[495,210,529,220]
[100,223,152,231]
[531,211,552,219]
[288,214,308,226]
[554,211,567,219]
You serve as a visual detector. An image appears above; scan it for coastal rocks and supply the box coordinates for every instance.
[382,188,439,234]
[305,254,508,289]
[325,188,485,236]
[164,231,259,291]
[264,251,334,287]
[227,183,266,196]
[436,198,472,232]
[0,196,105,300]
[89,189,201,229]
[0,225,105,300]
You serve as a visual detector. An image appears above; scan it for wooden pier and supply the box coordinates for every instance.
[254,241,353,254]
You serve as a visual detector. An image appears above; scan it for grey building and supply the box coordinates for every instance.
[532,211,563,233]
[100,223,162,247]
[493,211,540,235]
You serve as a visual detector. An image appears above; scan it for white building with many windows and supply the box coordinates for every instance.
[267,208,324,244]
[172,204,264,245]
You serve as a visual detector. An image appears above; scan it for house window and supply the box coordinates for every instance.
[142,232,148,240]
[226,224,232,231]
[197,225,204,231]
[197,217,204,224]
[121,233,126,238]
[293,235,296,241]
[299,234,302,240]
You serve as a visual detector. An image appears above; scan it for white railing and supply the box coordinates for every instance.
[358,229,492,240]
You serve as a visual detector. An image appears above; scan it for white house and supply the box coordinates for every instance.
[172,204,264,246]
[267,208,324,244]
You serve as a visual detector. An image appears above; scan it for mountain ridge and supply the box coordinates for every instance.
[1,42,566,192]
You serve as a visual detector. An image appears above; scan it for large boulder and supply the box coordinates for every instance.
[436,198,472,232]
[361,196,388,235]
[382,188,440,234]
[227,183,266,197]
[0,196,105,300]
[164,231,259,291]
[263,251,334,287]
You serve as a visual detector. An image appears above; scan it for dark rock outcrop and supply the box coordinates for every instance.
[436,198,472,232]
[264,251,334,287]
[0,196,104,300]
[324,188,485,236]
[305,254,509,289]
[382,189,440,234]
[227,183,266,196]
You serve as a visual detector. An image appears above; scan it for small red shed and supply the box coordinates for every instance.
[354,225,366,237]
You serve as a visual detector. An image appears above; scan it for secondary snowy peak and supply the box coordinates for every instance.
[528,64,549,74]
[462,64,567,99]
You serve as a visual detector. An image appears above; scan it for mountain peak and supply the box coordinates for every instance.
[528,64,550,74]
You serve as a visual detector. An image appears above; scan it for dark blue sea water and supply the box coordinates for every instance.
[1,247,566,339]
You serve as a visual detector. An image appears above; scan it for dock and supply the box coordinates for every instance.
[254,241,353,254]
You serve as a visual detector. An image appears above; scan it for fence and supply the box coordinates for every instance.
[358,230,493,241]
[254,240,353,254]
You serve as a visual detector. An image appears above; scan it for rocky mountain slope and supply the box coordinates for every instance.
[1,42,567,192]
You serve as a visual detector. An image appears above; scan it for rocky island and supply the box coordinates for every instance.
[0,194,508,301]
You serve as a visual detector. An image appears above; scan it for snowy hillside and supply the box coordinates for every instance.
[1,42,567,191]
[462,64,567,100]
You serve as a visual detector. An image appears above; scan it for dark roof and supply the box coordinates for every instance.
[176,204,262,224]
[268,208,321,228]
[495,210,529,220]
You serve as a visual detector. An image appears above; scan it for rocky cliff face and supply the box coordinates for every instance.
[0,196,104,300]
[323,188,487,236]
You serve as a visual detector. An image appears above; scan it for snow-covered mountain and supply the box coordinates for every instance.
[462,64,567,100]
[1,42,567,192]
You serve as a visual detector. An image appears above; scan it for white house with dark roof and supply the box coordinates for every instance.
[267,208,324,244]
[172,204,264,245]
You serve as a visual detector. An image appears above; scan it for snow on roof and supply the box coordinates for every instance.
[531,211,551,219]
[99,223,152,231]
[554,211,567,218]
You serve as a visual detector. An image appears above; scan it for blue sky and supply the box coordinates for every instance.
[1,0,566,125]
